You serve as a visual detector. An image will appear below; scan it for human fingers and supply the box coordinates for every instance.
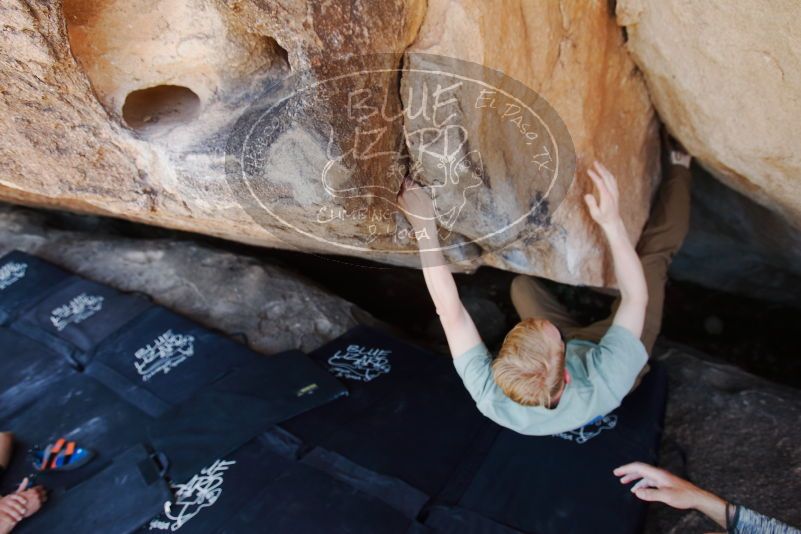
[20,490,39,503]
[630,477,661,491]
[593,161,619,200]
[0,501,24,522]
[399,176,411,196]
[614,462,649,477]
[594,161,620,202]
[618,472,644,485]
[15,478,29,494]
[0,508,22,524]
[7,495,26,511]
[632,486,670,504]
[614,462,665,483]
[587,169,611,205]
[20,491,43,517]
[583,194,600,220]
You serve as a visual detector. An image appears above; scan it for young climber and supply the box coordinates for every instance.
[614,462,801,533]
[0,432,47,534]
[398,137,691,435]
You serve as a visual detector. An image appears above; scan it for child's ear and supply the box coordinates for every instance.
[564,369,571,384]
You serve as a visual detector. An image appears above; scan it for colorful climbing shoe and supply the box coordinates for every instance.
[31,438,94,472]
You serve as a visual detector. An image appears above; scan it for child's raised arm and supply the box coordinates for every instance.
[397,178,482,357]
[584,161,649,338]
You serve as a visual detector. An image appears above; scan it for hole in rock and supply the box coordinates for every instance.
[122,85,201,133]
[268,37,290,71]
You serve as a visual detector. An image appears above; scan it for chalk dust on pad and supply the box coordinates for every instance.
[0,328,77,423]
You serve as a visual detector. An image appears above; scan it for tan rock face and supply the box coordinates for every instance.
[63,0,279,122]
[0,0,658,287]
[405,0,660,283]
[618,0,801,229]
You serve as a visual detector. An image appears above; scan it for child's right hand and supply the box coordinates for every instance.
[398,177,436,230]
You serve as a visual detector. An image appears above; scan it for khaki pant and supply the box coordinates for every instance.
[510,163,692,356]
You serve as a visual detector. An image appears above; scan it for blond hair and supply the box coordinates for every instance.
[492,319,565,407]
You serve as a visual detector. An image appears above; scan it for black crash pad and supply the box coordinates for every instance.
[147,351,347,483]
[281,325,498,497]
[87,306,257,417]
[141,433,415,534]
[414,505,525,534]
[17,444,171,534]
[0,374,153,494]
[0,251,71,325]
[448,363,669,534]
[10,277,151,366]
[0,327,76,423]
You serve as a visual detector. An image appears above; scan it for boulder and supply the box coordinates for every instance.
[0,0,424,264]
[649,344,801,532]
[404,0,661,284]
[0,203,361,353]
[0,0,659,287]
[617,0,801,231]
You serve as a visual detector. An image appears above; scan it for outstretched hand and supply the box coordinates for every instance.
[614,462,707,509]
[614,462,729,529]
[584,161,622,230]
[397,177,435,232]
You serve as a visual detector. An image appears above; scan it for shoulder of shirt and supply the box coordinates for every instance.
[454,342,490,361]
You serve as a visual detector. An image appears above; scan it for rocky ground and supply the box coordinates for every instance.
[0,204,363,354]
[648,344,801,532]
[1,201,799,532]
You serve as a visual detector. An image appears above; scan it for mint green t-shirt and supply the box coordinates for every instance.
[453,325,648,436]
